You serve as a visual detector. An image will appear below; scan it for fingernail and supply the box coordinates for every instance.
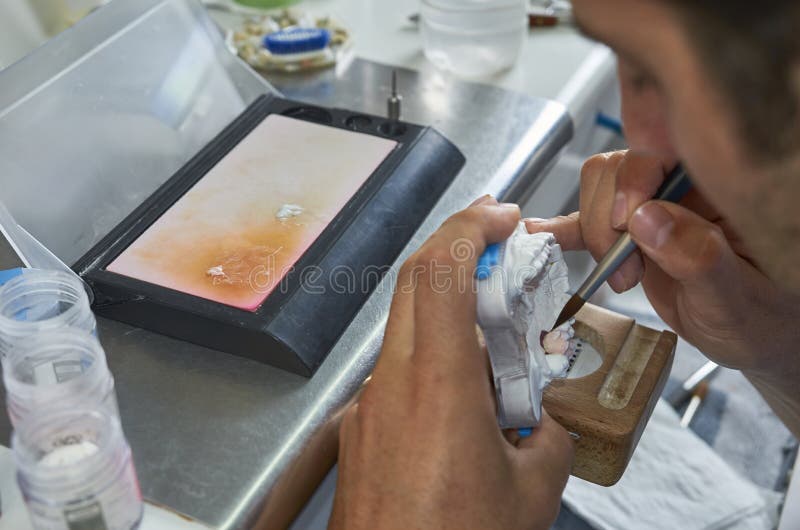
[470,195,494,206]
[609,270,626,291]
[497,203,520,216]
[524,217,547,223]
[611,192,627,229]
[630,203,674,249]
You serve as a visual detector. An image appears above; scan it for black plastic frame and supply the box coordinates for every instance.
[74,95,465,376]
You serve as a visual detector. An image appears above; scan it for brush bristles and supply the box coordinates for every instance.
[553,294,585,330]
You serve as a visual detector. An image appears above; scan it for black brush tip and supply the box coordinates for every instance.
[552,294,585,330]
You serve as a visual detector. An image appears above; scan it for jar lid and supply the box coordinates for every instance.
[264,28,331,55]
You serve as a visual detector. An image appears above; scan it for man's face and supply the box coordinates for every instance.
[571,0,800,293]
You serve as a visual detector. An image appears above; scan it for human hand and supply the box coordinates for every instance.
[329,197,574,530]
[525,150,800,374]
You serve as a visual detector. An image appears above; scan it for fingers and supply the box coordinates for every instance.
[611,153,673,230]
[629,201,738,289]
[377,196,506,371]
[375,199,519,403]
[579,152,622,218]
[516,411,573,457]
[612,153,723,225]
[525,152,733,296]
[580,152,645,292]
[524,212,585,251]
[513,411,574,514]
[410,202,520,378]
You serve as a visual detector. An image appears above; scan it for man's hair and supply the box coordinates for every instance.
[663,1,800,162]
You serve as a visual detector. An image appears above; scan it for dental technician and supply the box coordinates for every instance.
[329,1,800,528]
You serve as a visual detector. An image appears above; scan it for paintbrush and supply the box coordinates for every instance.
[666,361,719,409]
[679,380,709,428]
[552,165,693,329]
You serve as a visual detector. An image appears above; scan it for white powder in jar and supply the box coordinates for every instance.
[40,441,99,468]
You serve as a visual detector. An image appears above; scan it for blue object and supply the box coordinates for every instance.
[264,28,331,55]
[595,112,624,136]
[0,268,23,287]
[475,243,501,280]
[517,427,533,438]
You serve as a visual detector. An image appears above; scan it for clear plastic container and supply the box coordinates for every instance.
[13,409,143,530]
[421,0,527,78]
[3,329,118,427]
[0,269,96,357]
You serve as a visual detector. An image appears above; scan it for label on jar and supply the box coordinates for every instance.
[25,452,142,530]
[64,500,107,530]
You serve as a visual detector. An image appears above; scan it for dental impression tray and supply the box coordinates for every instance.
[477,223,677,485]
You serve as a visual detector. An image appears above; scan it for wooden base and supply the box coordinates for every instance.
[544,303,676,486]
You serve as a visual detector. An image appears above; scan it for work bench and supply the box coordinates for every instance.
[0,0,606,527]
[3,2,792,529]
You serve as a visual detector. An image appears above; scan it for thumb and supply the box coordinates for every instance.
[629,201,738,289]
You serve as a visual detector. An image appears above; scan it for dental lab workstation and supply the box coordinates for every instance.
[0,1,798,529]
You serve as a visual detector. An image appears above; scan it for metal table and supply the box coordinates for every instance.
[0,1,572,528]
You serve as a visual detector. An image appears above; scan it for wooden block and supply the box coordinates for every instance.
[544,303,676,486]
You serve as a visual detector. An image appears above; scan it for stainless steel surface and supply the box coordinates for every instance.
[0,6,572,528]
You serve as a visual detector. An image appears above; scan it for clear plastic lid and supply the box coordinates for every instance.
[0,270,96,356]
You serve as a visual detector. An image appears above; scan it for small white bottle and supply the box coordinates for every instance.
[3,329,118,427]
[13,409,143,530]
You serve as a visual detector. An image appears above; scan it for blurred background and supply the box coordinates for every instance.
[0,1,110,67]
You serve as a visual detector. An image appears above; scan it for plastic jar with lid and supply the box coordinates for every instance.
[421,0,528,77]
[0,269,96,358]
[13,408,142,530]
[3,329,118,428]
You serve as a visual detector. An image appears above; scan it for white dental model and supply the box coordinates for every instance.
[476,223,575,429]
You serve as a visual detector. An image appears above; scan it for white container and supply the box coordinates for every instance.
[3,329,118,427]
[421,0,527,78]
[0,269,96,357]
[13,409,142,530]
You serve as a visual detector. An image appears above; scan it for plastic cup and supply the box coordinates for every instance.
[13,409,142,530]
[3,329,118,428]
[0,269,96,358]
[421,0,527,78]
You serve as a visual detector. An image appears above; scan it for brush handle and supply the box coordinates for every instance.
[574,165,692,301]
